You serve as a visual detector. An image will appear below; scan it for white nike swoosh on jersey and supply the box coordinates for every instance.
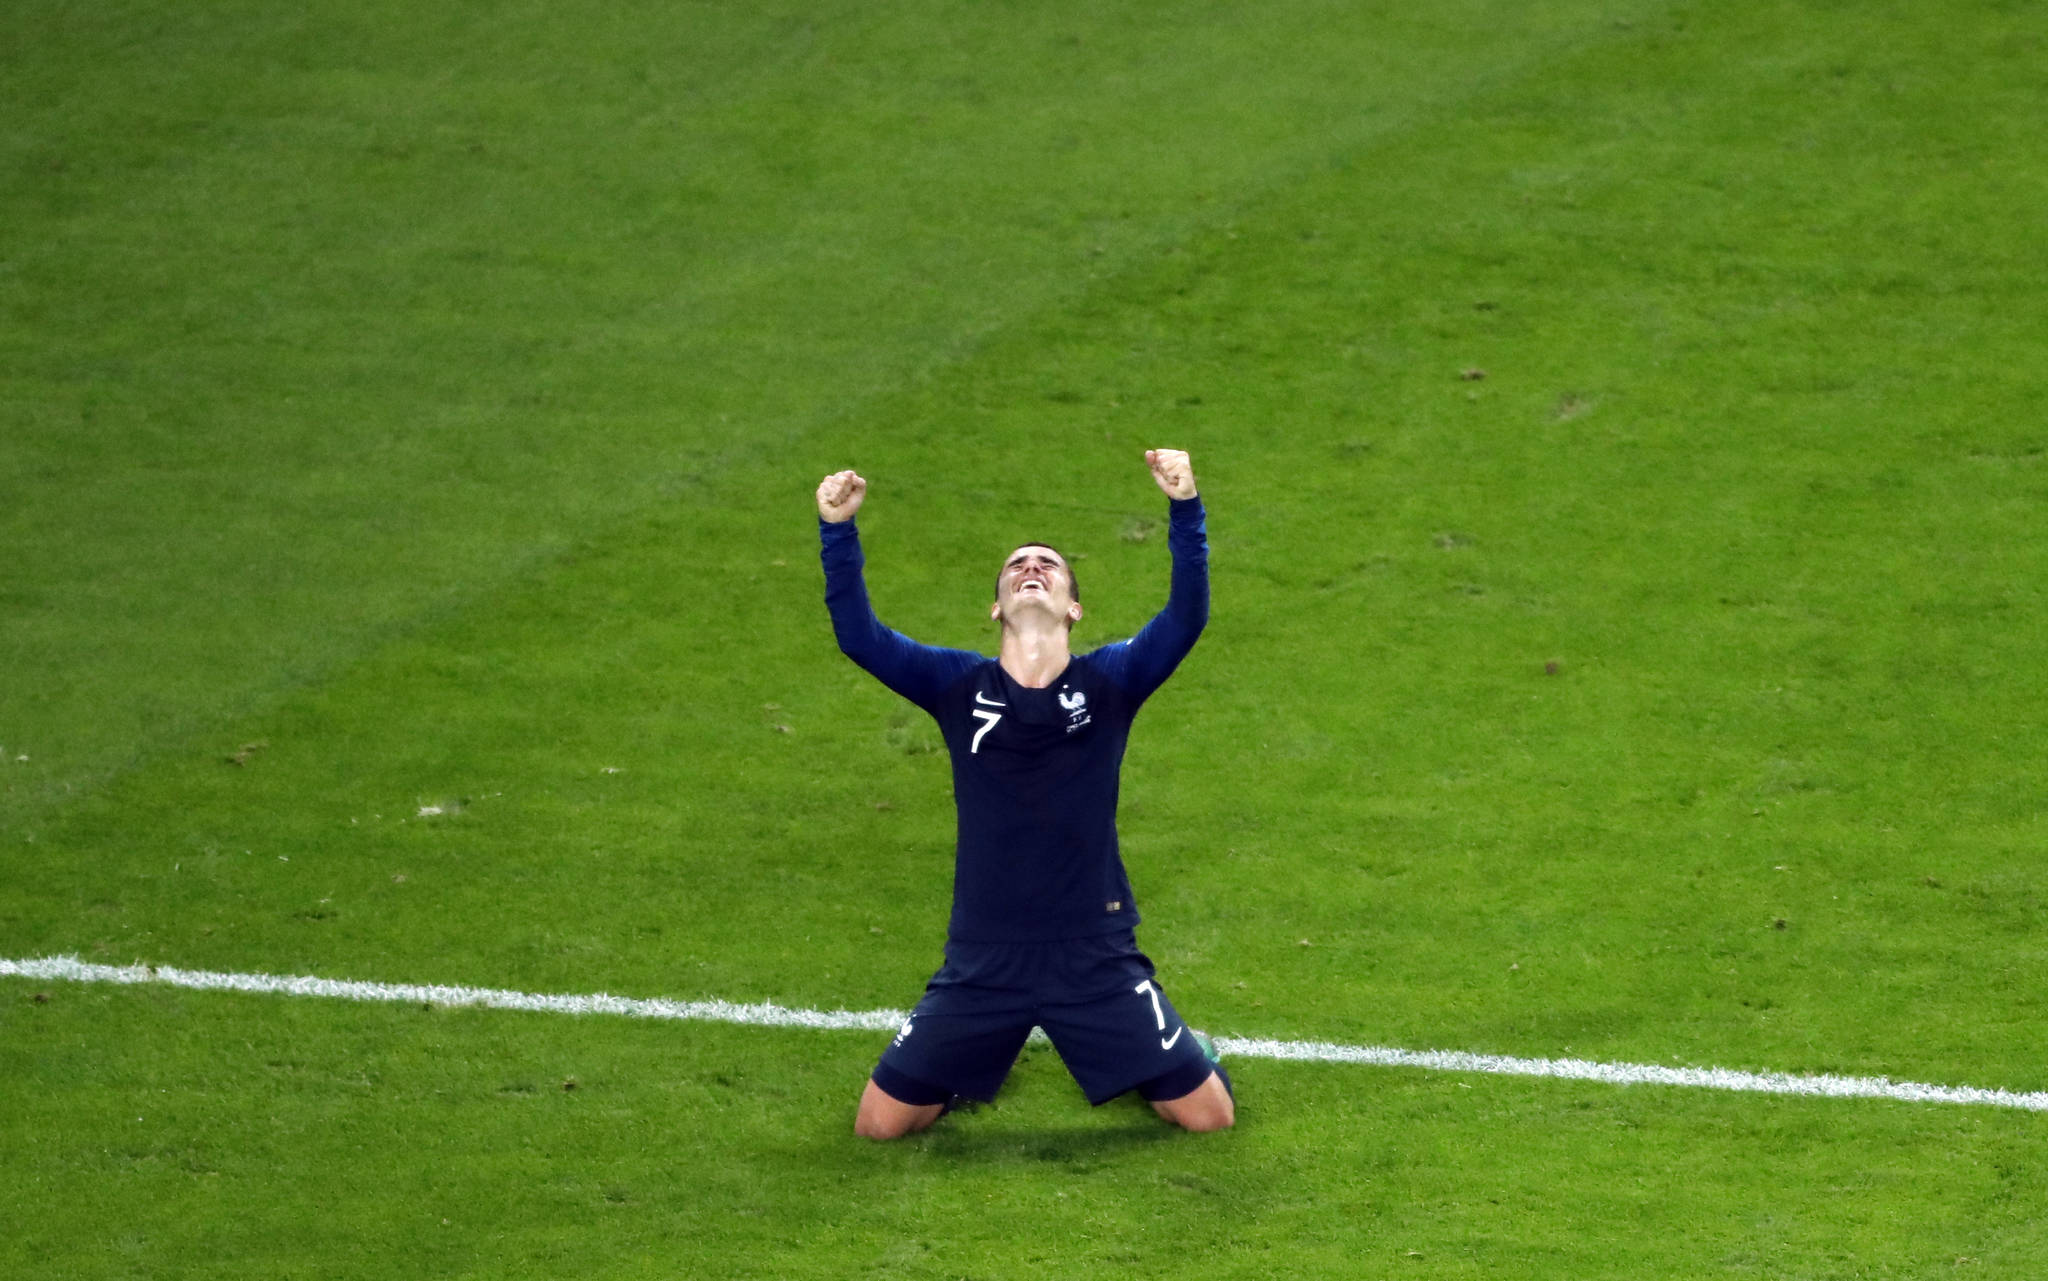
[1160,1026,1184,1051]
[974,693,1007,707]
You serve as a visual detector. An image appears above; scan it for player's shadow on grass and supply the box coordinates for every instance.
[916,1100,1200,1164]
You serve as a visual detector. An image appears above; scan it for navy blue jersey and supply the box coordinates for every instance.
[820,497,1208,943]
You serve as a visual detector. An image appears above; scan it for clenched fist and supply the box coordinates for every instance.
[816,470,867,523]
[1145,449,1197,500]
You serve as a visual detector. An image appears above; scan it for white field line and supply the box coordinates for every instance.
[7,954,2046,1114]
[0,955,903,1032]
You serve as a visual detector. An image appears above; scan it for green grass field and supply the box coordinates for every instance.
[5,0,2046,1275]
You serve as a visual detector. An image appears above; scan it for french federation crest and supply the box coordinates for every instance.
[1059,687,1091,732]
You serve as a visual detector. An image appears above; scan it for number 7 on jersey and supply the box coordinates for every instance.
[970,707,1002,753]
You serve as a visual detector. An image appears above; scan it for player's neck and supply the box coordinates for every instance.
[998,621,1071,689]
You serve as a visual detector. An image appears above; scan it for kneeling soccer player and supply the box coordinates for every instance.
[815,449,1234,1138]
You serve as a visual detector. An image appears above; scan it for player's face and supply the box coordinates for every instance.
[993,545,1081,627]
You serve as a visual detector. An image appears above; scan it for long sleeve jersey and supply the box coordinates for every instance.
[820,496,1209,943]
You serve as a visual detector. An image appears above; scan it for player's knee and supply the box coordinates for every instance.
[855,1103,937,1140]
[1182,1096,1236,1132]
[1161,1095,1234,1132]
[854,1113,913,1141]
[1152,1072,1235,1132]
[855,1079,943,1140]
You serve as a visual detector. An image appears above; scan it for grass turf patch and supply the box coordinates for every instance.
[5,980,2044,1279]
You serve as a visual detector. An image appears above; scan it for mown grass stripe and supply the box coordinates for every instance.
[8,954,2044,1113]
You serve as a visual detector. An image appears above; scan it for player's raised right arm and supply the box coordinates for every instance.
[817,469,867,523]
[816,470,976,709]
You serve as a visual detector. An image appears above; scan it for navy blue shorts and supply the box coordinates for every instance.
[870,932,1216,1107]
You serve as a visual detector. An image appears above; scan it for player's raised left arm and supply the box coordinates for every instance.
[1147,448,1206,635]
[1146,448,1197,500]
[1101,450,1208,700]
